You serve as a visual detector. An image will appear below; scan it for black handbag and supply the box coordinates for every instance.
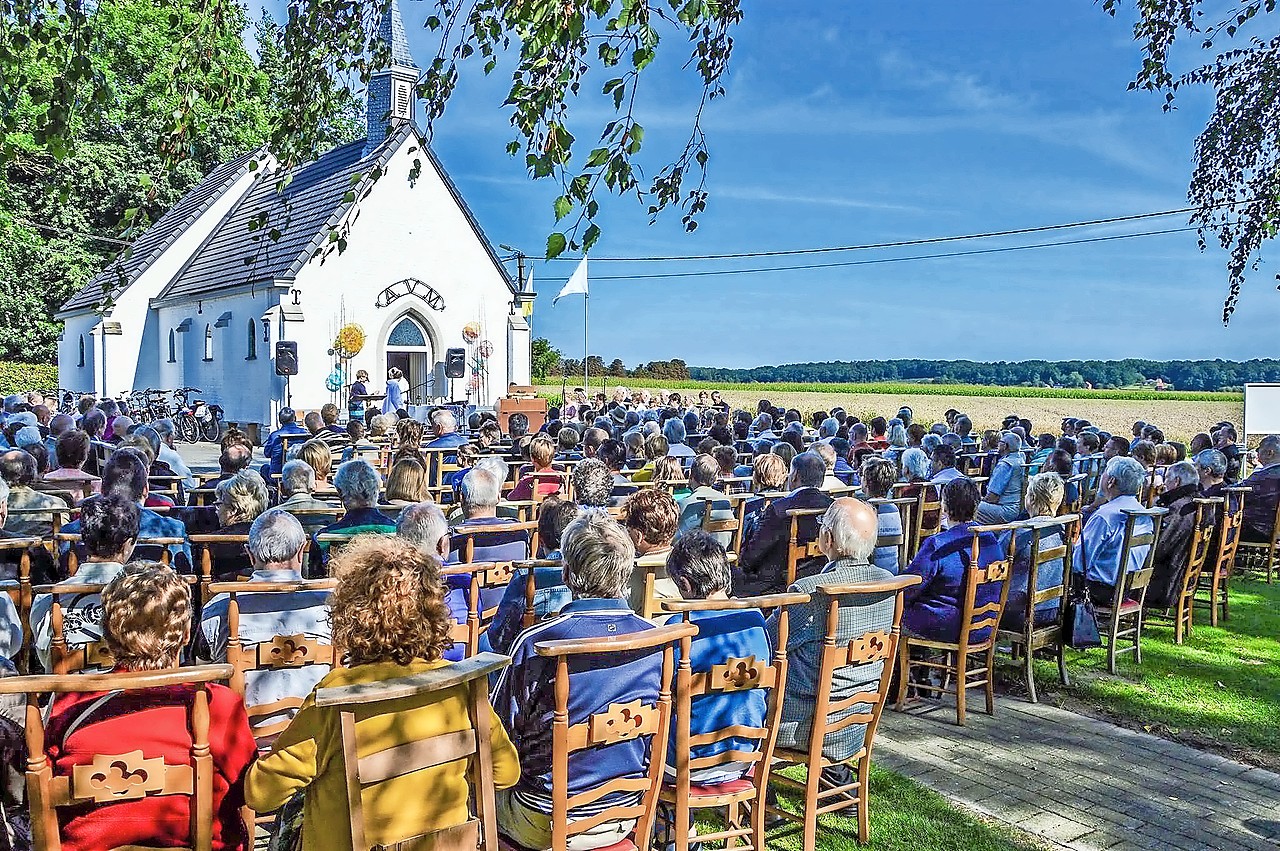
[1065,582,1102,649]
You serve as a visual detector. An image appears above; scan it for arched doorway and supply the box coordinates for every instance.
[385,314,435,404]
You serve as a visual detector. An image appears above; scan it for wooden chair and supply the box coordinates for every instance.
[517,558,565,631]
[1197,486,1248,626]
[148,474,186,503]
[1236,490,1280,583]
[0,664,235,851]
[1160,498,1221,645]
[504,622,697,851]
[36,581,117,675]
[994,515,1080,703]
[868,496,916,571]
[1095,507,1167,674]
[205,579,337,742]
[0,537,39,670]
[784,508,828,587]
[7,507,76,552]
[895,482,941,560]
[57,534,186,575]
[190,532,251,593]
[314,652,511,851]
[441,561,517,656]
[697,494,744,554]
[896,528,1015,725]
[1061,474,1088,516]
[658,593,808,851]
[452,520,539,565]
[769,575,921,848]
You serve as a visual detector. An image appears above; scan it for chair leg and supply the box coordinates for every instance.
[1208,580,1220,627]
[1133,613,1143,666]
[803,756,821,851]
[1106,620,1118,675]
[1024,641,1038,704]
[856,756,871,844]
[725,800,740,850]
[1174,602,1185,645]
[955,652,967,726]
[1222,578,1230,622]
[1056,637,1070,688]
[895,641,910,710]
[985,647,997,714]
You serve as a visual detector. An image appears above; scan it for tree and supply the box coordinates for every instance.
[607,358,626,376]
[530,336,561,381]
[0,0,274,362]
[3,0,743,261]
[1104,0,1280,321]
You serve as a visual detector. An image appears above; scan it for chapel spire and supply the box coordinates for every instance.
[366,0,419,154]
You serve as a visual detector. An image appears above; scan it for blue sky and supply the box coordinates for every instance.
[321,2,1280,366]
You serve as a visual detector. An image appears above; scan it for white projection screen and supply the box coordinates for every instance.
[1244,384,1280,436]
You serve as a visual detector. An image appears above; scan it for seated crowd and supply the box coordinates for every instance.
[0,387,1268,849]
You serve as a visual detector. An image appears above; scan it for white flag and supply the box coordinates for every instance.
[553,257,588,304]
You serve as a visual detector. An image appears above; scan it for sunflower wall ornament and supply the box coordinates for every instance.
[333,323,366,360]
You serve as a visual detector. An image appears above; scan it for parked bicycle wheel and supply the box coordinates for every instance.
[200,407,222,442]
[176,413,198,443]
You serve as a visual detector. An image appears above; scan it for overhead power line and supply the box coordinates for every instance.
[542,206,1199,262]
[586,225,1200,281]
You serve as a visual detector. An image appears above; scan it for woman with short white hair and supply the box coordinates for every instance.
[208,469,271,579]
[1000,472,1068,633]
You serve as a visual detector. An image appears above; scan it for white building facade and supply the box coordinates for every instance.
[57,2,532,428]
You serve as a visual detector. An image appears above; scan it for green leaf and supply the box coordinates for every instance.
[546,231,567,259]
[583,223,602,252]
[553,195,573,220]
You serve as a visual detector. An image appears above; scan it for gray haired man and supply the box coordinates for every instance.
[1074,456,1159,605]
[200,509,333,734]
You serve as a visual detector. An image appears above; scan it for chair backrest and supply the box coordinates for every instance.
[0,537,39,668]
[190,533,251,586]
[785,508,828,586]
[913,483,943,556]
[867,496,916,570]
[956,528,1016,652]
[527,471,565,504]
[660,593,808,809]
[314,653,510,851]
[697,495,743,553]
[806,575,920,760]
[1210,486,1249,579]
[518,558,566,630]
[37,581,116,674]
[57,534,185,574]
[999,515,1078,637]
[0,664,235,851]
[440,562,517,657]
[452,520,539,565]
[533,622,697,851]
[1183,498,1222,593]
[1116,507,1169,595]
[1061,474,1088,516]
[206,579,337,741]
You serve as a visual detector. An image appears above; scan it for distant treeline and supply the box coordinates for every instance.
[680,359,1280,392]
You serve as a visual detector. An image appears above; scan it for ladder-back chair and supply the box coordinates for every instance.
[1236,488,1280,583]
[501,623,697,851]
[440,562,517,657]
[784,508,828,587]
[57,534,186,575]
[37,581,116,675]
[770,575,920,848]
[517,559,566,632]
[0,664,235,851]
[659,593,808,851]
[896,527,1015,725]
[867,496,916,573]
[0,538,38,670]
[312,652,510,850]
[1163,498,1221,644]
[697,494,743,554]
[1197,486,1248,626]
[206,579,337,743]
[994,515,1079,703]
[451,520,539,567]
[1095,506,1167,674]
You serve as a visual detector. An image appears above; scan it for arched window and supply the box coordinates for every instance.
[388,317,428,347]
[203,324,213,361]
[77,335,85,368]
[167,329,176,363]
[246,319,258,360]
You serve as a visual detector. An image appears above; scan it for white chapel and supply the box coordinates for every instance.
[56,0,533,428]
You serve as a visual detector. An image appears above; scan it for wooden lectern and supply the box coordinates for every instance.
[497,385,547,434]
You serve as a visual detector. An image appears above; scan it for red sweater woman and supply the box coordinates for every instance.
[43,564,256,850]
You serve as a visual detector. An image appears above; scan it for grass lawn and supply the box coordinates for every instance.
[691,764,1041,850]
[1023,576,1280,769]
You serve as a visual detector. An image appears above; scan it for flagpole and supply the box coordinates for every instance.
[583,291,589,390]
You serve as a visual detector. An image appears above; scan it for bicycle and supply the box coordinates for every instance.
[173,388,201,443]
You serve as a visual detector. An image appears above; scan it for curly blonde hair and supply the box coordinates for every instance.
[329,535,453,666]
[101,562,191,670]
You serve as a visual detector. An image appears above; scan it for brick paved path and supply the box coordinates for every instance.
[876,698,1280,850]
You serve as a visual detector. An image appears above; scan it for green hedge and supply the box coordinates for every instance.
[0,363,60,396]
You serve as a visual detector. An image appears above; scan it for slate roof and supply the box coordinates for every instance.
[157,131,395,302]
[59,149,261,314]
